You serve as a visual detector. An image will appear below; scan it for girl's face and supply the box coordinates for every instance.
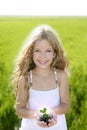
[33,39,55,70]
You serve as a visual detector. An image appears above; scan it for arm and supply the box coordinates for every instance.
[15,76,36,119]
[53,70,70,115]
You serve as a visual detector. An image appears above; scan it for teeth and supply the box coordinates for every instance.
[41,62,45,63]
[40,62,46,64]
[39,61,47,64]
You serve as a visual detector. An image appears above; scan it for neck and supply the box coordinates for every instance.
[33,67,53,76]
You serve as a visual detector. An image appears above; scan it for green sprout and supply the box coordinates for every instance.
[39,107,53,125]
[40,107,49,119]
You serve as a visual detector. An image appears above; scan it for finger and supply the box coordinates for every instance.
[38,121,47,128]
[48,119,57,127]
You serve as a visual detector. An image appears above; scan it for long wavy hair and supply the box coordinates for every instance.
[12,24,69,101]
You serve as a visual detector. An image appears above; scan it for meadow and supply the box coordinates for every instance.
[0,16,87,130]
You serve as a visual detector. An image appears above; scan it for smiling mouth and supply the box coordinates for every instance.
[38,60,48,65]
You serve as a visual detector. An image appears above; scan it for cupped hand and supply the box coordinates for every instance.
[48,115,57,127]
[36,114,57,128]
[37,120,48,128]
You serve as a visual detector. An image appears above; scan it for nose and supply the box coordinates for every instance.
[40,52,46,58]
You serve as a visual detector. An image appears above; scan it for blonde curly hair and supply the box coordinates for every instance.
[12,25,69,100]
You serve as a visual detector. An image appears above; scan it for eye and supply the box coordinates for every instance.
[46,49,53,52]
[33,49,40,52]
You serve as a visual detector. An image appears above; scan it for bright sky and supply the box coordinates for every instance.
[0,0,87,16]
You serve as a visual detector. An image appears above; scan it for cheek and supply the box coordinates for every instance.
[33,54,39,63]
[48,54,54,61]
[50,53,55,58]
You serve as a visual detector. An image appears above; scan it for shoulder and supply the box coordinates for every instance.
[18,73,29,88]
[56,69,68,84]
[18,76,26,89]
[57,69,68,77]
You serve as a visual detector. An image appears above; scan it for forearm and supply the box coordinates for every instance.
[16,108,36,119]
[53,103,70,115]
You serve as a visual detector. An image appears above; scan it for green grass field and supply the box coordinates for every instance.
[0,16,87,130]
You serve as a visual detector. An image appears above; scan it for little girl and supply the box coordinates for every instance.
[12,25,70,130]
